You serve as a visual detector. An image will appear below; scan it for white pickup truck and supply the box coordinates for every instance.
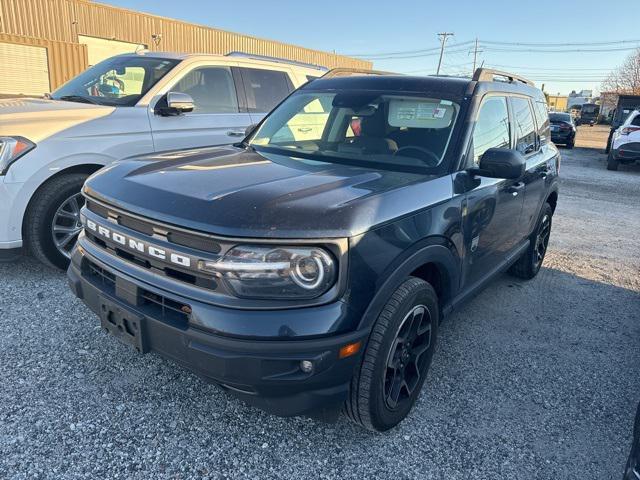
[0,51,323,268]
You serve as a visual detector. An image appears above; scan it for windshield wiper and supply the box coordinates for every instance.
[57,95,100,105]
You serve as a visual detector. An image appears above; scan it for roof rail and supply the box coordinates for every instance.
[225,52,327,71]
[473,68,535,87]
[321,68,397,79]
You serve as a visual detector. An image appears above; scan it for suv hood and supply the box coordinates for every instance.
[0,98,114,141]
[84,146,452,239]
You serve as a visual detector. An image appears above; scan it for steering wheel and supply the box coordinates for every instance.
[394,146,440,166]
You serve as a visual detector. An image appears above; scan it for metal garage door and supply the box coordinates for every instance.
[78,35,146,66]
[0,42,50,96]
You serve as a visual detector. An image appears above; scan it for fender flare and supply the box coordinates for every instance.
[356,241,461,332]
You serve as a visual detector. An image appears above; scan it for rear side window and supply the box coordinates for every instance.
[533,101,550,143]
[512,97,537,155]
[240,68,293,113]
[172,66,239,114]
[472,96,510,164]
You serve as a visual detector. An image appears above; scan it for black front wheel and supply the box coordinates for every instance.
[345,277,439,431]
[24,173,88,269]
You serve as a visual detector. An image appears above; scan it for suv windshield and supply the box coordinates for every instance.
[248,90,460,171]
[51,56,179,106]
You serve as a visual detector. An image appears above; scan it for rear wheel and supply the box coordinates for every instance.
[509,203,553,280]
[607,151,619,171]
[345,277,439,431]
[24,173,88,269]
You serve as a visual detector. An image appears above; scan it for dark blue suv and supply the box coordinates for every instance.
[68,68,559,431]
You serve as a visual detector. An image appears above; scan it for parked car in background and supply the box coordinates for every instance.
[623,402,640,480]
[0,51,323,268]
[549,112,576,148]
[68,68,559,431]
[606,95,640,153]
[608,109,640,170]
[577,103,599,126]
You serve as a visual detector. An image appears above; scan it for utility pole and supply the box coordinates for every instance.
[471,37,483,75]
[436,32,454,75]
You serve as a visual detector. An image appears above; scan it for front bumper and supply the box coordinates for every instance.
[68,243,368,417]
[0,178,24,249]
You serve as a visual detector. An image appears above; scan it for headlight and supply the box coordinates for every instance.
[0,136,36,175]
[198,245,337,300]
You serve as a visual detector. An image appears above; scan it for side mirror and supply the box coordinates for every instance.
[245,123,258,137]
[475,148,526,179]
[165,91,194,115]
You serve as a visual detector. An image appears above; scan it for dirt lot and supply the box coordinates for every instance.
[1,125,638,479]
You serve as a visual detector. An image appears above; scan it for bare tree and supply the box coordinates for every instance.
[601,48,640,94]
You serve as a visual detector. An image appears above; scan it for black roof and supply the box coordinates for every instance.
[303,75,473,97]
[303,73,544,100]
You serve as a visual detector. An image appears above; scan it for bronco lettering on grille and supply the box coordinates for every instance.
[86,219,192,268]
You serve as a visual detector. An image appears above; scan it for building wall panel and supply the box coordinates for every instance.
[0,33,88,90]
[0,0,369,70]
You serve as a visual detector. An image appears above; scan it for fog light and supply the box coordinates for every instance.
[300,360,314,373]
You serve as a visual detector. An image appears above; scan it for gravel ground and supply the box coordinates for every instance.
[1,125,638,479]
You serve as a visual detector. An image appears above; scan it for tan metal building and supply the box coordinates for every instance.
[0,0,370,95]
[547,94,569,112]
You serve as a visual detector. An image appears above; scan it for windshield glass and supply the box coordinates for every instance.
[550,113,571,122]
[248,90,460,171]
[51,56,179,106]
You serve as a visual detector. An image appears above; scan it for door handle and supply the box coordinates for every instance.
[297,127,313,133]
[507,182,525,196]
[226,131,245,137]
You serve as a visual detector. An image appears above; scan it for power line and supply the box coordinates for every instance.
[480,39,640,47]
[345,38,640,59]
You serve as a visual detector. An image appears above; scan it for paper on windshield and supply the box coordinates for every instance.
[388,99,455,129]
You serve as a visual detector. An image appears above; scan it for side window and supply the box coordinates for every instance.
[240,68,293,113]
[533,100,550,143]
[172,66,239,114]
[472,96,510,164]
[631,114,640,127]
[512,97,537,155]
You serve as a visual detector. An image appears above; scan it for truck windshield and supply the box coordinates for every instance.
[248,90,460,172]
[51,56,179,107]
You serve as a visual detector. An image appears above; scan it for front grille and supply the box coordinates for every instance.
[86,199,221,254]
[84,259,190,327]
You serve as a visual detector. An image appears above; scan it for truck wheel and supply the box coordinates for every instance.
[345,277,439,431]
[606,151,619,171]
[24,173,88,270]
[508,203,553,280]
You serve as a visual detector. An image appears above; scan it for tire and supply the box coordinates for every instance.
[508,203,553,280]
[24,173,88,270]
[606,151,619,171]
[345,277,439,431]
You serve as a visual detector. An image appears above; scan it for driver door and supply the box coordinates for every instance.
[460,95,525,288]
[148,64,252,151]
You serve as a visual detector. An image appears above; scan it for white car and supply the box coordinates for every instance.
[0,51,324,268]
[608,109,640,171]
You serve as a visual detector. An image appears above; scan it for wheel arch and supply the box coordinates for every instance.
[546,189,558,214]
[356,241,461,332]
[22,163,104,238]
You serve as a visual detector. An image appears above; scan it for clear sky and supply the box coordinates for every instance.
[102,0,640,96]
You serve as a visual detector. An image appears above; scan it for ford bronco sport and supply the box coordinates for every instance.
[68,68,559,431]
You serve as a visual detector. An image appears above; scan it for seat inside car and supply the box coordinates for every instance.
[338,107,398,155]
